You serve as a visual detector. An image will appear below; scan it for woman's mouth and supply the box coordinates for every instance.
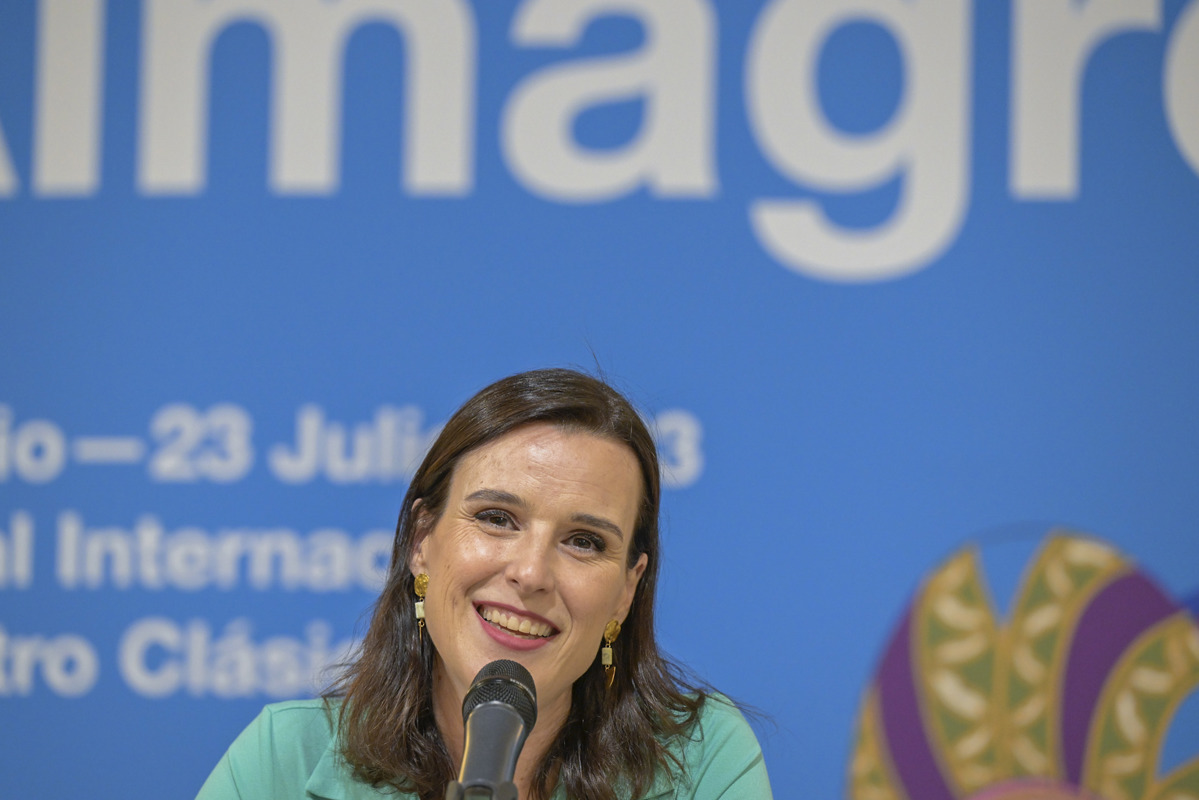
[477,605,555,639]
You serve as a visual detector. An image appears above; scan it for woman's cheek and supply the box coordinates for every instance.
[467,527,510,559]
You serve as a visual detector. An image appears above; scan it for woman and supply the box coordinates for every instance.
[197,369,772,800]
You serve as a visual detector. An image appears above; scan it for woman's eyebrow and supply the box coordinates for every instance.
[465,489,526,508]
[465,490,626,540]
[571,513,625,540]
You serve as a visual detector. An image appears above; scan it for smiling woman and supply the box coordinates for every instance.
[194,368,772,800]
[411,423,648,743]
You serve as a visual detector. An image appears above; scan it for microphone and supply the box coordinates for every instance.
[445,659,538,800]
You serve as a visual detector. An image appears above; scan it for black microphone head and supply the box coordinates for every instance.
[462,659,537,732]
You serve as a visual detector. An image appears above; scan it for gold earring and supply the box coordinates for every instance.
[414,573,429,642]
[602,620,621,688]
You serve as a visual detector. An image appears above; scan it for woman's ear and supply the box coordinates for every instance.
[617,552,648,622]
[408,499,431,576]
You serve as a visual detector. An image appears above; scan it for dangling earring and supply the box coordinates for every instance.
[414,573,429,642]
[602,620,621,688]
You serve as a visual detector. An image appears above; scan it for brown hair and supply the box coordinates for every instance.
[330,368,705,800]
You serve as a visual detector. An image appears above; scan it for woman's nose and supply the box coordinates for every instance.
[504,535,556,594]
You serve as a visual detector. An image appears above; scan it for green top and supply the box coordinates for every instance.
[195,696,772,799]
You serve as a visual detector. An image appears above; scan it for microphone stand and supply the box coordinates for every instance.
[447,660,536,800]
[445,701,527,800]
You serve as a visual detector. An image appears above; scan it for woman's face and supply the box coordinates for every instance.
[410,422,648,727]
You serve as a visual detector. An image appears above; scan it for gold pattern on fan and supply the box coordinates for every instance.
[1084,614,1199,800]
[1005,536,1124,780]
[914,548,1003,795]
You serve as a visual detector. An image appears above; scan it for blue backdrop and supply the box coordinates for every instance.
[2,1,1198,797]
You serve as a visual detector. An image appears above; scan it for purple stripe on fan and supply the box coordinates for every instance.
[877,609,957,800]
[1060,571,1178,784]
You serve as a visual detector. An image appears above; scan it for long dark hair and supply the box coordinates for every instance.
[329,368,705,800]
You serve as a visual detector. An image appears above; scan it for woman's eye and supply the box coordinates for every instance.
[476,510,513,528]
[570,533,606,552]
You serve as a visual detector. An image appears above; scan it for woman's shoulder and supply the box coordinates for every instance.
[694,693,751,727]
[197,699,375,800]
[256,697,338,731]
[241,698,340,758]
[683,692,761,753]
[659,693,773,800]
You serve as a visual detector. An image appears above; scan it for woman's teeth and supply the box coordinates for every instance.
[480,606,552,638]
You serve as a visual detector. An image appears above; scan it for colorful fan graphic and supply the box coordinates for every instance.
[850,535,1199,800]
